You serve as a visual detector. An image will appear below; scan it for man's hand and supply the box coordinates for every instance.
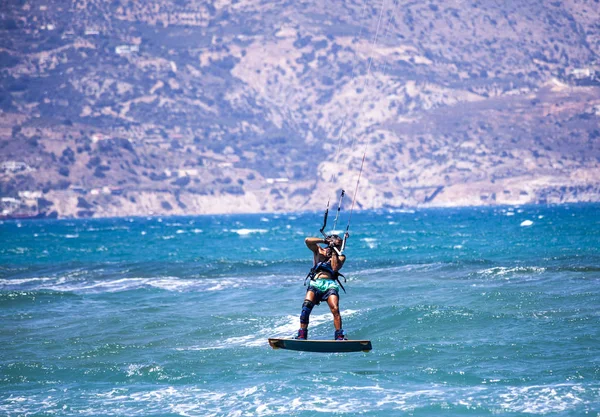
[325,235,342,248]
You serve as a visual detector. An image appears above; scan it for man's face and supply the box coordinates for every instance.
[331,237,343,248]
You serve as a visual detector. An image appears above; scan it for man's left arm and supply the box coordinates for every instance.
[332,254,346,271]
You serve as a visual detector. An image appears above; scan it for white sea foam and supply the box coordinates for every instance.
[499,383,585,414]
[231,228,268,236]
[178,310,362,352]
[479,266,546,277]
[125,363,165,378]
[356,263,443,276]
[389,209,415,214]
[361,237,378,249]
[0,277,53,287]
[0,382,591,416]
[520,220,534,227]
[21,275,254,294]
[327,229,343,235]
[86,226,130,232]
[243,309,360,348]
[8,247,29,254]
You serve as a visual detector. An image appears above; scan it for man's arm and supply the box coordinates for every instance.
[331,253,346,271]
[305,237,326,254]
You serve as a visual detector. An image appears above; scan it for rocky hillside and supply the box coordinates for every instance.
[1,0,599,218]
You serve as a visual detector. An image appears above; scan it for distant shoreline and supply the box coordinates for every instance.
[2,201,598,222]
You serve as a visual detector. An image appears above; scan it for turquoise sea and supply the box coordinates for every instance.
[1,204,599,416]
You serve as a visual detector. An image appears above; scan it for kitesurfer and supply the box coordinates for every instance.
[296,234,348,340]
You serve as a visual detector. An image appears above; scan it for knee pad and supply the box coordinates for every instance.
[300,299,314,325]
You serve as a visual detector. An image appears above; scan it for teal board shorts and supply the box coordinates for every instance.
[307,278,340,305]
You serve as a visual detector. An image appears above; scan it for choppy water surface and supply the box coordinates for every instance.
[1,204,599,416]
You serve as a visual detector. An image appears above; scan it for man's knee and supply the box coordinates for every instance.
[300,299,314,324]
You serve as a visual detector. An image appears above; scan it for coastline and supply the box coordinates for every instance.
[2,196,598,222]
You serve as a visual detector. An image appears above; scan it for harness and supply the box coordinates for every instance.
[304,260,347,293]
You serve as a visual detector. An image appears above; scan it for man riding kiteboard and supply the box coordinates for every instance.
[295,233,348,341]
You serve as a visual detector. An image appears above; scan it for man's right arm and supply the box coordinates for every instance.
[305,237,326,254]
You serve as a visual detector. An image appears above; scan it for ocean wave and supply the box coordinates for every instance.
[499,383,588,414]
[1,381,590,416]
[361,237,378,249]
[85,226,131,232]
[353,262,446,276]
[229,228,269,236]
[5,247,30,255]
[0,275,285,294]
[478,266,547,277]
[0,277,53,286]
[362,304,483,331]
[176,310,362,351]
[125,363,168,380]
[0,289,80,304]
[52,277,242,293]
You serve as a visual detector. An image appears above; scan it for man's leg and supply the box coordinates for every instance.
[300,290,316,330]
[296,290,316,339]
[326,294,342,330]
[327,294,347,340]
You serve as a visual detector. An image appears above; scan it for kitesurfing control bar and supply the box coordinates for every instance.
[318,190,347,256]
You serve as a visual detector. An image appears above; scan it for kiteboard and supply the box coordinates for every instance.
[268,338,372,353]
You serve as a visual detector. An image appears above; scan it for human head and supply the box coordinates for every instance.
[327,234,343,249]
